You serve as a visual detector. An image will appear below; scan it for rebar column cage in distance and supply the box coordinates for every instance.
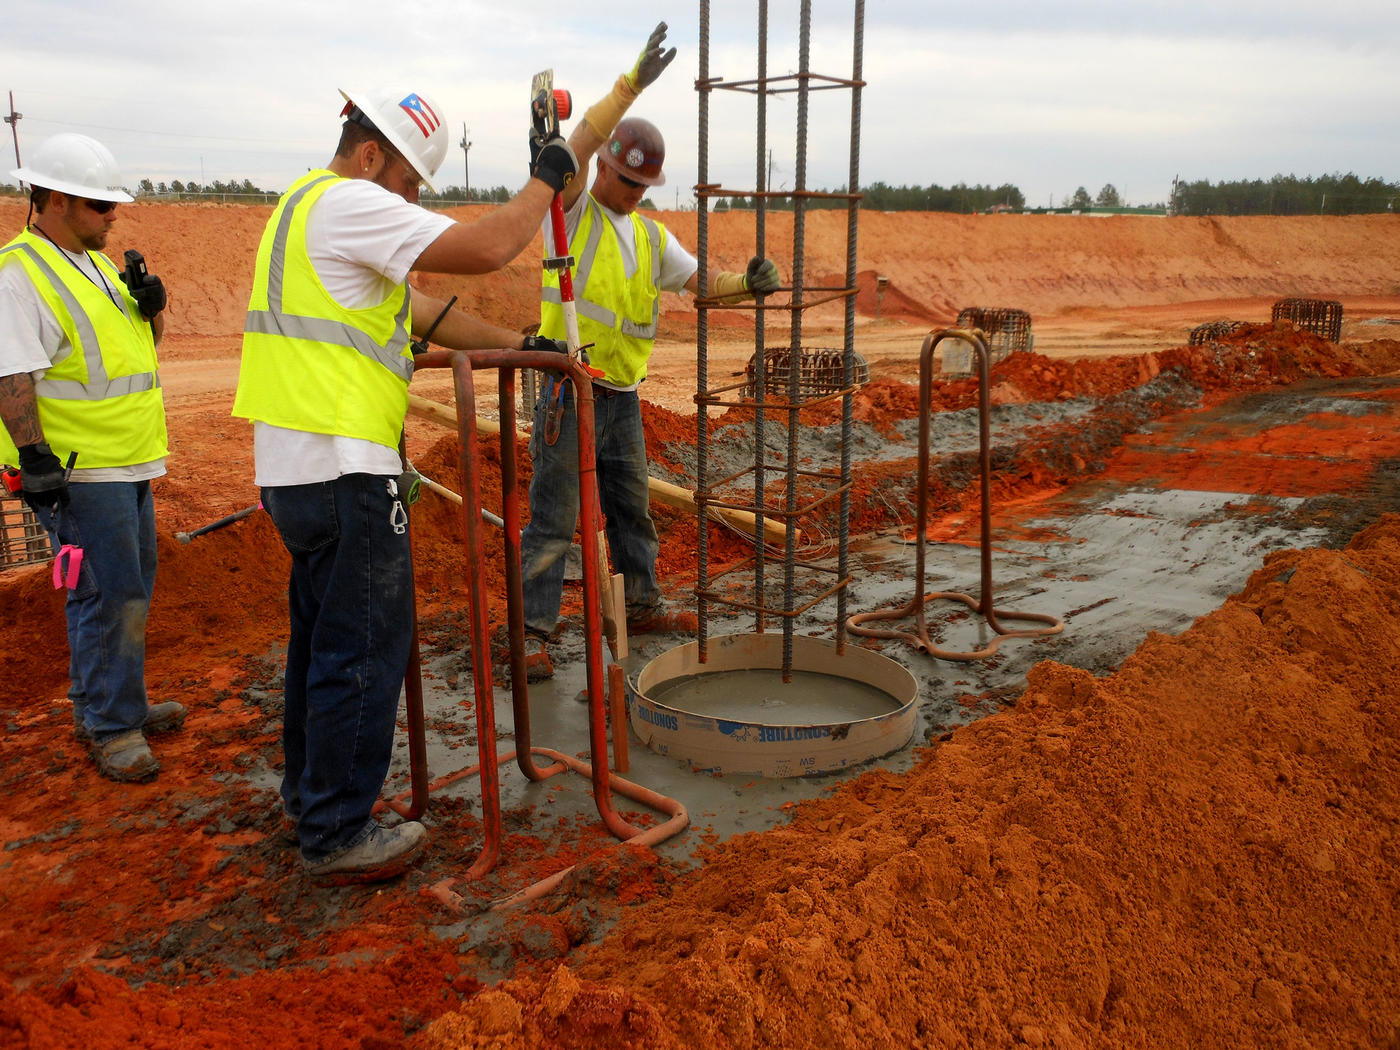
[847,329,1065,659]
[0,492,49,569]
[694,0,866,677]
[955,307,1033,361]
[1188,320,1249,346]
[382,348,687,910]
[741,345,870,401]
[1271,298,1343,343]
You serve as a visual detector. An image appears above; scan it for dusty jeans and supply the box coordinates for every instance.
[520,382,660,638]
[261,474,413,861]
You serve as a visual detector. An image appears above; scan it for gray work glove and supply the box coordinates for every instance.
[628,22,677,91]
[529,133,578,193]
[745,256,781,294]
[17,442,69,511]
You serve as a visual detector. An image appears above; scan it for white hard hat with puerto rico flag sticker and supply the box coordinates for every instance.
[338,87,449,192]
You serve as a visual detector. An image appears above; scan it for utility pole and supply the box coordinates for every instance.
[4,91,21,180]
[459,124,471,201]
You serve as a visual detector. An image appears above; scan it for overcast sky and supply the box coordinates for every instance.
[4,0,1398,209]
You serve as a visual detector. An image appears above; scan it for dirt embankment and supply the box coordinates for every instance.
[3,201,1396,341]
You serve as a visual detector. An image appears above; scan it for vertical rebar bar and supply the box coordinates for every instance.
[780,0,814,679]
[696,0,712,662]
[753,0,769,636]
[836,0,865,653]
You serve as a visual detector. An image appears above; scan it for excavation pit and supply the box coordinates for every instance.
[631,633,918,778]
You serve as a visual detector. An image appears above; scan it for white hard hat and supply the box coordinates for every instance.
[338,88,449,192]
[11,133,134,203]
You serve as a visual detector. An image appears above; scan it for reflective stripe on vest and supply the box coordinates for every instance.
[540,196,664,386]
[234,170,414,449]
[243,173,413,382]
[0,242,158,401]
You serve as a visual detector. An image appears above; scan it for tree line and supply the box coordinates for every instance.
[6,172,1396,215]
[1169,173,1399,216]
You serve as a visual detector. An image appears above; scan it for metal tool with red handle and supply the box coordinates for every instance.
[529,69,625,656]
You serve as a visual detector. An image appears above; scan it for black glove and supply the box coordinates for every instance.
[119,252,167,320]
[17,442,69,511]
[521,334,569,357]
[128,273,166,319]
[529,133,578,194]
[745,256,781,294]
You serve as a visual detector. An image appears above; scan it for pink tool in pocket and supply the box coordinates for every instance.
[52,544,83,590]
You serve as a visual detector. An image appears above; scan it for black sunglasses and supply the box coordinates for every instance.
[617,173,644,189]
[83,199,118,215]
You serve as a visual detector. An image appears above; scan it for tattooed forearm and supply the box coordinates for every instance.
[0,372,43,447]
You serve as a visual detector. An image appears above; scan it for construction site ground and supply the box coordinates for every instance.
[2,200,1399,1049]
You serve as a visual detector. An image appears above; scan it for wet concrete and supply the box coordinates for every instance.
[385,374,1400,915]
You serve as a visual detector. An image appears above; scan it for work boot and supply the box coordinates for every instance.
[524,634,555,682]
[626,604,699,636]
[304,821,428,887]
[92,730,160,783]
[74,700,188,743]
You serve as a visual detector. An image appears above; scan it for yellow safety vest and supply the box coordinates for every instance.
[540,194,665,387]
[0,229,167,468]
[234,170,414,449]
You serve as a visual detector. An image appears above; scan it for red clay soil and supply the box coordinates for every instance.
[2,200,1400,1049]
[412,515,1400,1050]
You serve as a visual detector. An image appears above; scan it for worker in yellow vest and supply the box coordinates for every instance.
[520,24,781,679]
[0,133,184,782]
[233,86,575,886]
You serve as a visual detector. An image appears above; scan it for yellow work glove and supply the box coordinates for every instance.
[584,22,677,139]
[710,257,782,303]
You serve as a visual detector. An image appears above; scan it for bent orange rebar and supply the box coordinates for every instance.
[847,329,1064,659]
[400,347,688,904]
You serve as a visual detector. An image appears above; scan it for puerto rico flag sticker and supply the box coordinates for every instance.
[399,94,441,137]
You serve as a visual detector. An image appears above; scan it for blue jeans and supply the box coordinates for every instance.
[36,481,156,742]
[261,474,414,861]
[520,382,660,638]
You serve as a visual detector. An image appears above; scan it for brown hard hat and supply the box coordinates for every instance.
[599,117,666,187]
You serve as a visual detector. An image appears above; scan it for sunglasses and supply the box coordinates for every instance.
[83,199,118,215]
[618,173,645,189]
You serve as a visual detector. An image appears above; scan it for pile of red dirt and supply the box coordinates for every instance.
[413,513,1400,1049]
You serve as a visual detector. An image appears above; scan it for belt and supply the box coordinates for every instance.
[591,383,623,398]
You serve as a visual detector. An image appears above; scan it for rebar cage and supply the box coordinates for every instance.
[954,307,1033,360]
[1,493,48,570]
[741,346,870,401]
[1188,320,1250,346]
[1271,298,1343,343]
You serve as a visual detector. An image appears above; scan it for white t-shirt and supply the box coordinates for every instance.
[542,193,698,392]
[0,236,165,482]
[251,178,454,487]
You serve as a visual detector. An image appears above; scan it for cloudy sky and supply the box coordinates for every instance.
[4,0,1398,209]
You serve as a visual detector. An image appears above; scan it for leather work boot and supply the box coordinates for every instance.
[304,821,428,887]
[92,730,160,783]
[523,634,554,681]
[74,700,188,743]
[626,605,699,636]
